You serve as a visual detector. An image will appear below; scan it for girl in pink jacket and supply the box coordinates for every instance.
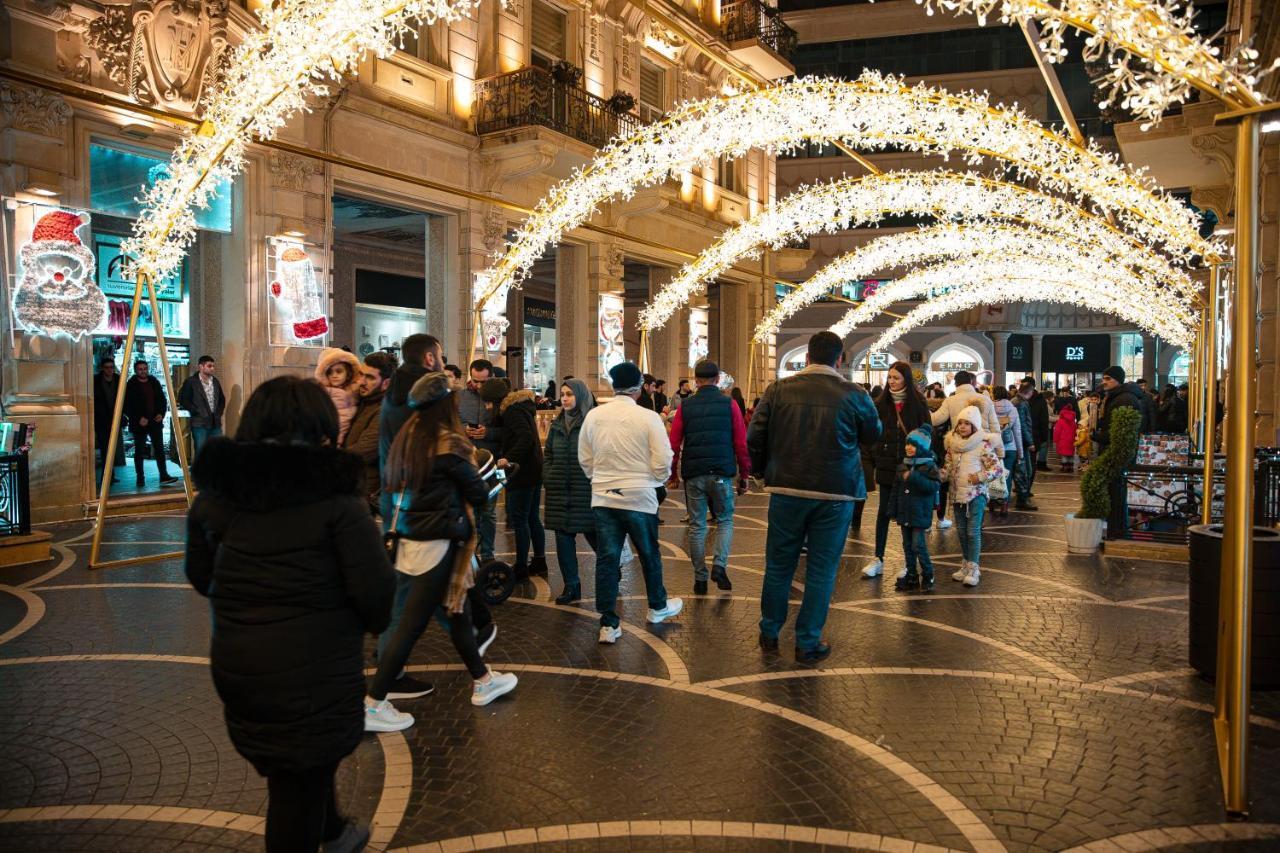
[1054,406,1079,472]
[315,348,361,444]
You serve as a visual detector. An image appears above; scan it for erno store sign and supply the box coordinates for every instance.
[1042,334,1110,372]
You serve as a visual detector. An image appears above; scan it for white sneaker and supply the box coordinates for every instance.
[471,670,518,706]
[895,565,908,580]
[647,597,684,624]
[599,625,622,644]
[364,698,413,732]
[951,561,970,582]
[937,518,953,530]
[861,559,884,578]
[963,566,981,587]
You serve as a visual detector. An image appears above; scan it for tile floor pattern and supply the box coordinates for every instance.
[3,470,1280,851]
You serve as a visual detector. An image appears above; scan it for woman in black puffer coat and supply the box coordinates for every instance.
[859,361,931,581]
[186,376,395,853]
[496,387,547,579]
[543,378,597,604]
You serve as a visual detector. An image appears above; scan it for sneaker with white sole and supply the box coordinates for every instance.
[599,625,622,644]
[962,565,981,587]
[386,675,435,700]
[471,670,518,706]
[937,518,953,530]
[895,565,908,580]
[647,597,684,624]
[364,698,413,732]
[860,559,884,578]
[951,560,970,582]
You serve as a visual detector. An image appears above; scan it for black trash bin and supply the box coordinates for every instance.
[1188,524,1280,686]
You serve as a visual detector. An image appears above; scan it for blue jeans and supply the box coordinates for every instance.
[759,493,855,650]
[901,525,933,581]
[685,474,736,580]
[477,496,497,561]
[505,483,546,568]
[593,507,668,628]
[192,426,221,455]
[554,530,597,589]
[953,495,987,564]
[1002,449,1018,501]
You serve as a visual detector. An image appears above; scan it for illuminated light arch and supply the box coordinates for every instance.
[866,263,1197,352]
[917,0,1270,123]
[477,72,1218,311]
[640,171,1197,333]
[761,220,1199,343]
[124,0,487,283]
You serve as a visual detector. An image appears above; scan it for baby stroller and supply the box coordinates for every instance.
[473,448,520,605]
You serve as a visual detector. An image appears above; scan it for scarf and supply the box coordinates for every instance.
[946,428,985,454]
[561,378,596,433]
[890,386,908,403]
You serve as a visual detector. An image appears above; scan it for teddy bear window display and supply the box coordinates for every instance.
[12,209,108,341]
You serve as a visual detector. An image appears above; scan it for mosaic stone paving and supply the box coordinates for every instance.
[3,470,1280,851]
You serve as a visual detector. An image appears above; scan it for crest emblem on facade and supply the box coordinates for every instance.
[85,1,229,112]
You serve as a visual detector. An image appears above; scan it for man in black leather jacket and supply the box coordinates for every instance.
[748,331,882,662]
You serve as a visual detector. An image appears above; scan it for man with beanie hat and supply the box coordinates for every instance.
[579,361,683,643]
[1094,365,1149,538]
[748,331,881,662]
[668,359,751,594]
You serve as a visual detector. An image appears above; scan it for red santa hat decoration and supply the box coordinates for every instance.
[13,209,107,341]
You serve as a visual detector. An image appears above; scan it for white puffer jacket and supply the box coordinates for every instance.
[941,406,1006,504]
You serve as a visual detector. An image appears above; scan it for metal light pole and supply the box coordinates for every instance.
[1202,263,1220,526]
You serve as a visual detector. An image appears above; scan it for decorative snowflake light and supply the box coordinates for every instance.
[764,220,1198,342]
[478,73,1217,313]
[916,0,1273,125]
[866,259,1198,351]
[125,0,486,284]
[641,171,1203,333]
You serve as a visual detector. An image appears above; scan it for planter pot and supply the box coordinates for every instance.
[1188,524,1280,686]
[1064,513,1105,554]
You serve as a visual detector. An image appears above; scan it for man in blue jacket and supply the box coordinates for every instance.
[748,331,882,662]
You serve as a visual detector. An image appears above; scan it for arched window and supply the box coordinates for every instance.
[925,343,984,391]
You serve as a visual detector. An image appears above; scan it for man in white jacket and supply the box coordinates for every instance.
[579,361,684,644]
[929,370,1000,529]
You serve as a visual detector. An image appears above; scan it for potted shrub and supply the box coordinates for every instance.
[551,60,583,87]
[1066,407,1140,553]
[606,91,636,114]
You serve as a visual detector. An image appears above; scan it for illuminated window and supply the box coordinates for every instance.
[638,60,665,123]
[531,0,568,69]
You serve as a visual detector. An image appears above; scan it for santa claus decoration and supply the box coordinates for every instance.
[12,210,108,341]
[269,242,328,341]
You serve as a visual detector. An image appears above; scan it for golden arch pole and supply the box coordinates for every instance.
[1202,264,1220,526]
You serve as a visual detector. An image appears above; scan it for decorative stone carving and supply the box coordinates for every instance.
[1191,129,1236,180]
[588,15,603,64]
[619,34,635,83]
[0,83,72,137]
[268,151,321,191]
[1191,185,1231,221]
[58,54,93,84]
[606,242,624,280]
[483,207,507,254]
[83,1,230,112]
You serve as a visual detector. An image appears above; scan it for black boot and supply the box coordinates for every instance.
[555,584,581,605]
[894,573,920,592]
[711,565,732,591]
[528,556,549,577]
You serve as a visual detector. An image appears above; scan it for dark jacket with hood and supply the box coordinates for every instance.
[544,379,596,533]
[889,460,941,528]
[1027,391,1050,446]
[1096,381,1150,449]
[185,439,395,776]
[387,432,491,541]
[869,389,930,487]
[379,362,428,521]
[343,387,384,511]
[497,389,543,488]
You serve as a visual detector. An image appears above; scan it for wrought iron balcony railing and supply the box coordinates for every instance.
[721,0,798,59]
[475,67,641,149]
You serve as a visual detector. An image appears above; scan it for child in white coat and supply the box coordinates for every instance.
[941,405,1005,587]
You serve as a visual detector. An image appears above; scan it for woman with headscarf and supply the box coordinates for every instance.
[543,378,597,604]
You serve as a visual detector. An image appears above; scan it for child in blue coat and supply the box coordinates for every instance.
[890,426,941,592]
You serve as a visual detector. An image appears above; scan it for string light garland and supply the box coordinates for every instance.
[124,0,486,284]
[915,0,1273,124]
[478,72,1217,313]
[866,261,1198,351]
[760,214,1199,343]
[642,170,1199,333]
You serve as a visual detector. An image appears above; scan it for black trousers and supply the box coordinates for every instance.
[371,546,488,699]
[130,422,170,478]
[265,762,343,852]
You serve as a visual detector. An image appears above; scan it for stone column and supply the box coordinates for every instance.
[586,242,624,396]
[718,276,770,397]
[988,331,1009,385]
[1031,334,1044,384]
[1141,333,1158,387]
[554,243,587,383]
[1109,332,1125,370]
[646,267,682,389]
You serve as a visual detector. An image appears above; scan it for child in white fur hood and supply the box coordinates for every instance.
[940,405,1005,587]
[315,348,361,445]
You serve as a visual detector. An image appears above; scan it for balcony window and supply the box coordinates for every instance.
[716,154,743,195]
[721,0,797,59]
[531,0,568,69]
[476,66,640,148]
[638,60,665,123]
[398,19,450,69]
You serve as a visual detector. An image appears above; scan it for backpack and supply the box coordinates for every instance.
[998,414,1014,448]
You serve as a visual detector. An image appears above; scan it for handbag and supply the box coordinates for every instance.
[383,485,406,564]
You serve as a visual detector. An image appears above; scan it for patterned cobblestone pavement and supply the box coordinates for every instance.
[3,470,1280,851]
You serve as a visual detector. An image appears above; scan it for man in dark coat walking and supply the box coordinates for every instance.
[123,359,177,488]
[344,350,396,514]
[177,355,227,455]
[93,356,122,484]
[1095,365,1147,538]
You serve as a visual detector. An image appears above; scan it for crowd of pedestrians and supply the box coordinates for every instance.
[181,324,1201,852]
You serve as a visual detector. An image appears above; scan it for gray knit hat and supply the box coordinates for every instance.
[408,371,453,408]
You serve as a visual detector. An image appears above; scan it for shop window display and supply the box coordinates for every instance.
[926,345,983,390]
[523,298,557,393]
